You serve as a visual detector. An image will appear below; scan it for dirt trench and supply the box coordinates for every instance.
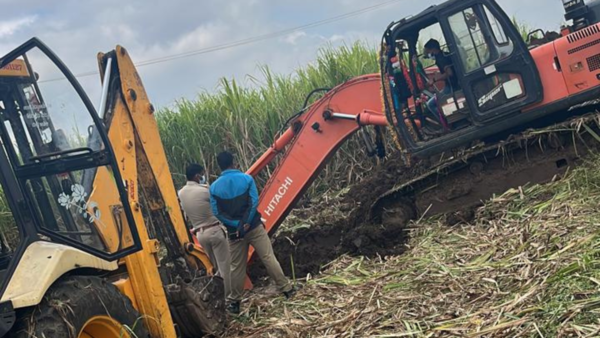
[249,152,422,279]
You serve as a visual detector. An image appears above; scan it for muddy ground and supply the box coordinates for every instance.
[249,152,425,279]
[249,121,596,281]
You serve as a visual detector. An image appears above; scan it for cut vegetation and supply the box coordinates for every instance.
[228,156,600,337]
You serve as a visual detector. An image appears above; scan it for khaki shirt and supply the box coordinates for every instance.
[178,181,220,230]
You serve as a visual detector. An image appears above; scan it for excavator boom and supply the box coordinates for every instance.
[248,74,387,238]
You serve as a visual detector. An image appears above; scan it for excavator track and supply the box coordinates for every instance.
[371,109,600,225]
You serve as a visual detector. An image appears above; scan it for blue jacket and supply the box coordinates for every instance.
[210,169,260,237]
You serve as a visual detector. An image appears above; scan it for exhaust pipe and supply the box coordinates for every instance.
[564,0,589,30]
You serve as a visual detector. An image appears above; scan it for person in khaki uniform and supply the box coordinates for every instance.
[209,151,295,315]
[178,163,231,301]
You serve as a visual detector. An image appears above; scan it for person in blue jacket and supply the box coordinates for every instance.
[210,151,294,314]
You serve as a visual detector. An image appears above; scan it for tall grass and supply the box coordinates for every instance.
[157,42,380,193]
[0,195,16,249]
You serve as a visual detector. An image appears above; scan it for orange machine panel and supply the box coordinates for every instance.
[553,23,600,96]
[0,59,29,77]
[524,42,569,111]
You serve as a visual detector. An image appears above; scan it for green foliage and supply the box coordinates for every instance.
[0,193,15,242]
[156,42,381,192]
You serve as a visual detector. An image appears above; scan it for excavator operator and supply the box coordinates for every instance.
[423,38,459,122]
[210,151,295,315]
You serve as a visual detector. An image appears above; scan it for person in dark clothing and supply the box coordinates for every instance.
[424,39,459,90]
[382,42,396,77]
[209,151,294,315]
[423,39,460,119]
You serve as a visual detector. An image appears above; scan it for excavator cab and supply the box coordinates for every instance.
[0,38,142,317]
[383,0,543,158]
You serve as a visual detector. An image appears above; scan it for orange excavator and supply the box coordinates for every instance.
[242,0,600,270]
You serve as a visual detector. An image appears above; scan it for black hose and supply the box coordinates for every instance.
[275,87,331,138]
[375,125,386,158]
[302,87,331,111]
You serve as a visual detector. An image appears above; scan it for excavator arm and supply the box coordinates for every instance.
[245,74,388,265]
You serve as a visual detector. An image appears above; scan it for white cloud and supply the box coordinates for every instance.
[284,31,307,45]
[329,34,345,42]
[0,16,37,38]
[100,24,137,42]
[172,23,226,53]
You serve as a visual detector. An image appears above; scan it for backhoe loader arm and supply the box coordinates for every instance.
[246,74,387,262]
[99,47,213,270]
[94,47,220,337]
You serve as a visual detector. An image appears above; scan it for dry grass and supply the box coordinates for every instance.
[226,158,600,337]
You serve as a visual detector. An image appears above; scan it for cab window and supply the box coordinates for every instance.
[448,5,514,74]
[483,5,514,57]
[448,7,491,73]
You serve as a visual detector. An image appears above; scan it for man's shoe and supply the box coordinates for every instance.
[227,301,240,315]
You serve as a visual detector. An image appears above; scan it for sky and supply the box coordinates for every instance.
[0,0,566,111]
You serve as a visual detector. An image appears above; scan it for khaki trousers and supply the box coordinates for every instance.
[229,225,292,301]
[196,225,231,299]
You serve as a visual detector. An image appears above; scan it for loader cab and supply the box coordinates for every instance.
[0,39,142,298]
[383,0,543,157]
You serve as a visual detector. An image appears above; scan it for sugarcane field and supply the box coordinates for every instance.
[1,0,600,337]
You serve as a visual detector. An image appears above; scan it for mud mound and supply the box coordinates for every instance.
[250,216,413,280]
[343,152,419,217]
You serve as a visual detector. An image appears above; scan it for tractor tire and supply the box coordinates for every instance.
[167,275,227,337]
[10,275,150,338]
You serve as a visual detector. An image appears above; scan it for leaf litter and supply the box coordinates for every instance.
[228,156,600,337]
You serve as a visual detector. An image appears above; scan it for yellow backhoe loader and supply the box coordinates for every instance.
[0,38,225,337]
